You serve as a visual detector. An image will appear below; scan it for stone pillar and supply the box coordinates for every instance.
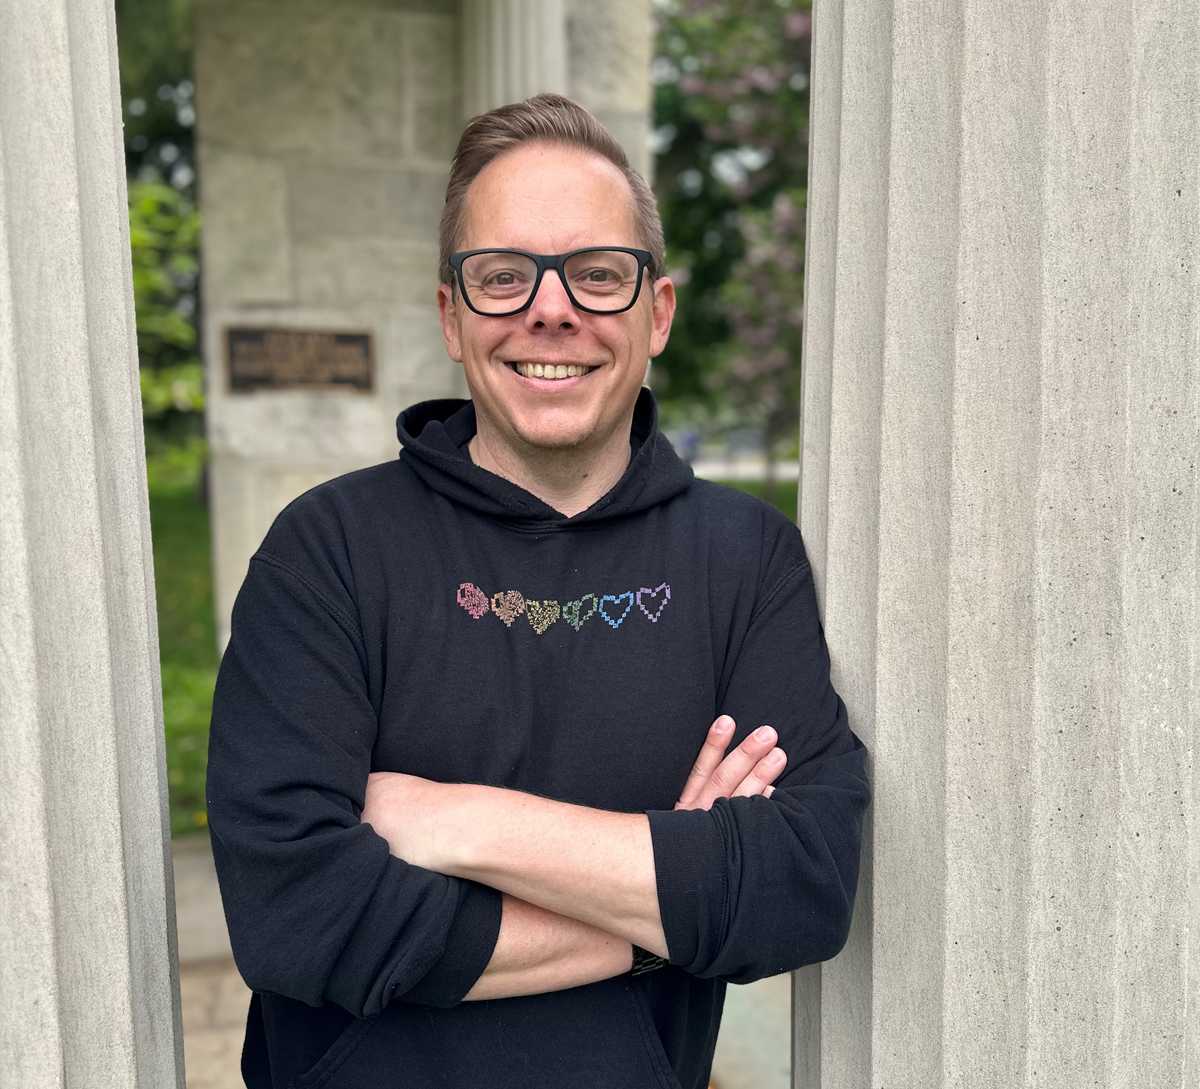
[0,1,185,1086]
[461,0,652,177]
[566,0,655,181]
[798,1,1199,1087]
[461,0,568,118]
[195,0,466,650]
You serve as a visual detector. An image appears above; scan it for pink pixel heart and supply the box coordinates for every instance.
[490,590,525,628]
[636,582,672,623]
[456,581,489,620]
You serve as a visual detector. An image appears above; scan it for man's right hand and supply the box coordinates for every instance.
[673,715,786,811]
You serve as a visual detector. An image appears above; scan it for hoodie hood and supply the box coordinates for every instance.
[395,386,693,528]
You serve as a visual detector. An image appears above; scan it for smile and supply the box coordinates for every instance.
[505,361,600,381]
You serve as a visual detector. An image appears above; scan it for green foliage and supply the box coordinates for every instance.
[129,179,203,442]
[115,0,196,193]
[147,437,216,836]
[652,0,812,453]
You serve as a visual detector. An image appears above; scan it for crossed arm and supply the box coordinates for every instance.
[360,714,788,1001]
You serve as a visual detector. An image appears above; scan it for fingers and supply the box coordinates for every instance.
[730,747,787,798]
[674,715,735,809]
[703,724,778,798]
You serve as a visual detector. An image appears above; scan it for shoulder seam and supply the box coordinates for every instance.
[749,558,812,626]
[251,551,361,636]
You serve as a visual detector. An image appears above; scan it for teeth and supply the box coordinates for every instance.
[514,362,592,380]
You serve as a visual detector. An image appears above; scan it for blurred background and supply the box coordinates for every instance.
[119,2,809,1085]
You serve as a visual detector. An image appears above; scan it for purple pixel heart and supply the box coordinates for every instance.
[598,591,635,629]
[456,581,489,620]
[636,582,672,623]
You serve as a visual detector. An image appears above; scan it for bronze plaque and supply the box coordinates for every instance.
[226,327,374,392]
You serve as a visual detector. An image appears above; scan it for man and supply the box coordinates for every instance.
[206,93,870,1089]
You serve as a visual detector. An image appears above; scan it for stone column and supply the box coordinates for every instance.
[461,0,568,118]
[0,1,185,1086]
[461,0,653,179]
[799,1,1199,1087]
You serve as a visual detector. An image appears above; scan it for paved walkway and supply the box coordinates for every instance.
[172,835,788,1089]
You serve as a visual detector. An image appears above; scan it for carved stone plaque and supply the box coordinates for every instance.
[226,327,374,392]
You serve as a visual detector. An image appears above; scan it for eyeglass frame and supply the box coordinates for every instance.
[447,246,657,318]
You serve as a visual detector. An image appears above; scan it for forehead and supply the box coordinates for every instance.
[460,142,639,252]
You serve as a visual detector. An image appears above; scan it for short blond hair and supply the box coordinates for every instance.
[439,92,664,284]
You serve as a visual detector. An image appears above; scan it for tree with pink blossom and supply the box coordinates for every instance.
[653,0,812,499]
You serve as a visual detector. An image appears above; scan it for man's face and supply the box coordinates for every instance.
[437,142,675,457]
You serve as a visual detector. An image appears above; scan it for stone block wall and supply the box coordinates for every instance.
[197,3,464,647]
[197,0,653,649]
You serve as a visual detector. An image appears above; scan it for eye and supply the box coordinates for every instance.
[481,268,526,287]
[575,266,623,287]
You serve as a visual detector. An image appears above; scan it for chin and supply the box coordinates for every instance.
[510,413,601,451]
[514,424,595,451]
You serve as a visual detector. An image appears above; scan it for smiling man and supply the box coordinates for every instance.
[206,94,870,1089]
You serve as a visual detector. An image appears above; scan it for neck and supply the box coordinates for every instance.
[468,415,634,519]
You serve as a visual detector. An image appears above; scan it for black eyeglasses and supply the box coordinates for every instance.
[448,247,655,317]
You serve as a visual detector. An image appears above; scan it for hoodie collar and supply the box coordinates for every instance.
[395,386,693,529]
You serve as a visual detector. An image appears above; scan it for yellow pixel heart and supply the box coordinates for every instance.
[525,599,561,635]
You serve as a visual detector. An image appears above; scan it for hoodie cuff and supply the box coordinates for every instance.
[393,880,503,1008]
[645,806,727,972]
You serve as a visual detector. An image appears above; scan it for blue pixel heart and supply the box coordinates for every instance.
[598,591,635,629]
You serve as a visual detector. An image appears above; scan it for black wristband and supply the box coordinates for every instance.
[630,944,668,976]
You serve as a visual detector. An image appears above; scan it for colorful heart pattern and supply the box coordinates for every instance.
[456,582,669,633]
[637,582,671,623]
[526,599,560,635]
[457,581,489,619]
[490,590,526,628]
[562,593,597,631]
[599,592,635,629]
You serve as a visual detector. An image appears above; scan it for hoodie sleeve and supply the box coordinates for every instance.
[643,525,871,983]
[206,548,503,1018]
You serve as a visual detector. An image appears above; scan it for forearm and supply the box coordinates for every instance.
[463,892,633,1001]
[444,785,669,958]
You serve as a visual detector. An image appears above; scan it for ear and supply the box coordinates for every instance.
[647,276,676,358]
[438,282,463,362]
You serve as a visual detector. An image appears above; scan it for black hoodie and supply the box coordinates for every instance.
[206,386,871,1089]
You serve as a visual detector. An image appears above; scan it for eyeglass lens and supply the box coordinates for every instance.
[459,250,641,313]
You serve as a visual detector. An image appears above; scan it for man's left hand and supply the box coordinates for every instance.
[361,771,467,872]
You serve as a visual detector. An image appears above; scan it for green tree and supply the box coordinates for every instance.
[128,179,202,450]
[652,0,812,484]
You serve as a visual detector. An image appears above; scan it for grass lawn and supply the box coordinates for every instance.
[149,436,798,838]
[148,436,217,838]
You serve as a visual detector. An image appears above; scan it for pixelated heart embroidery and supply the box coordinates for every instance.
[526,599,560,635]
[636,582,671,623]
[598,591,635,629]
[561,593,597,632]
[456,581,489,620]
[491,590,525,627]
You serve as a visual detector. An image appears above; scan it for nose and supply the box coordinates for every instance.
[523,266,579,333]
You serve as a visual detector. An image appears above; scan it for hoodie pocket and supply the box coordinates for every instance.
[290,975,682,1089]
[288,1013,379,1089]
